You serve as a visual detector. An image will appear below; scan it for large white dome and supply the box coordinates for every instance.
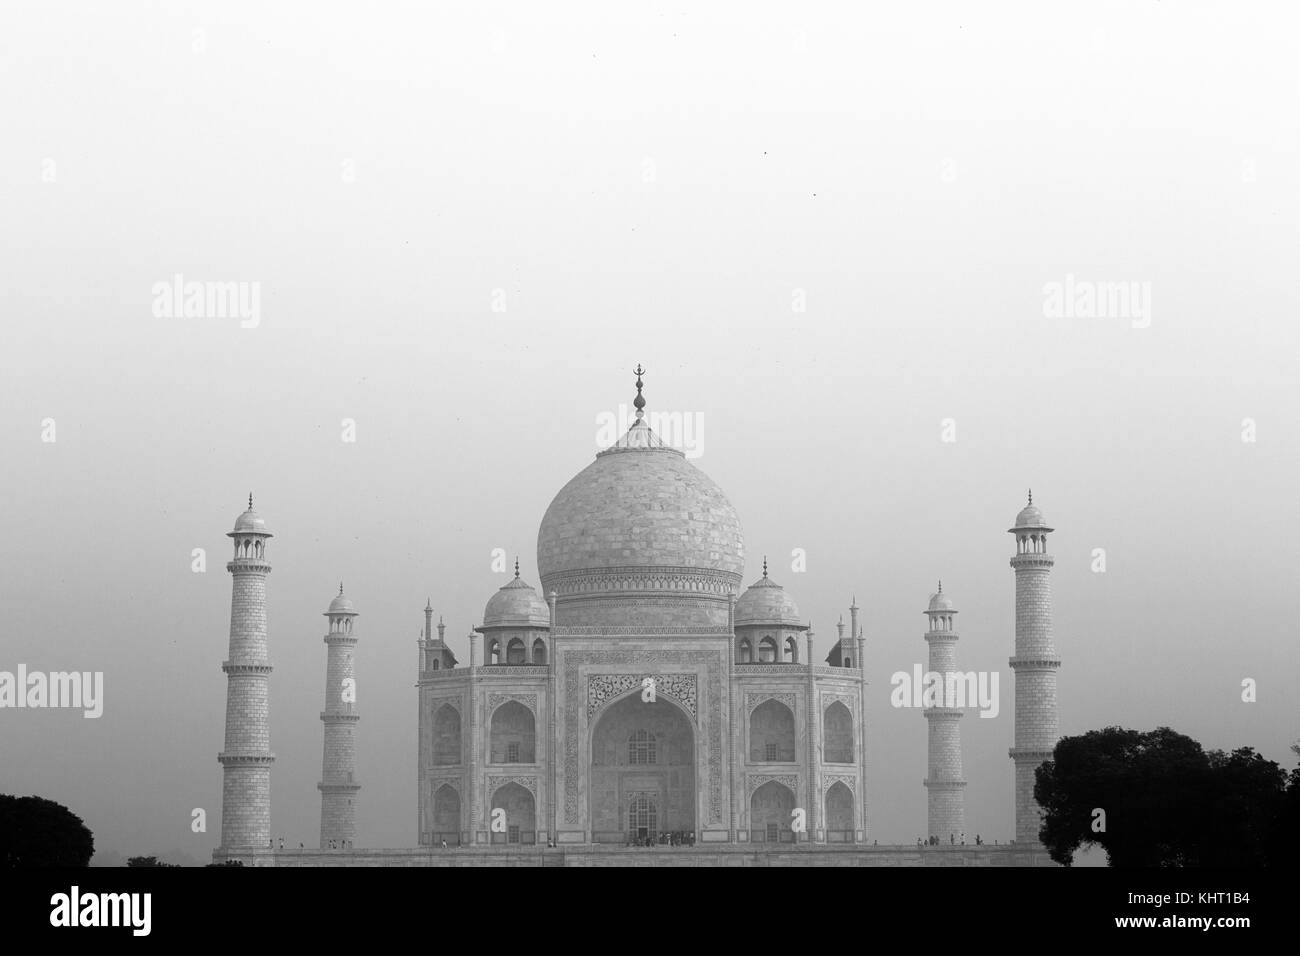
[536,418,744,628]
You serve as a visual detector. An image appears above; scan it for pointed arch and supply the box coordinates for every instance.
[749,698,796,762]
[488,782,534,845]
[823,700,854,764]
[432,783,460,844]
[432,703,461,766]
[490,700,535,763]
[824,781,854,839]
[750,780,796,843]
[505,637,526,665]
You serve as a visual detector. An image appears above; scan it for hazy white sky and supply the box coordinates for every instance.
[2,2,1297,860]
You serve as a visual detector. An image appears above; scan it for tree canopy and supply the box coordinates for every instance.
[1034,726,1297,866]
[0,794,95,867]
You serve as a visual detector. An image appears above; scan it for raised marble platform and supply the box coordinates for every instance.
[213,843,1056,867]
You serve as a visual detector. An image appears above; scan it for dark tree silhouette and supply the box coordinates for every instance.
[0,795,94,867]
[126,856,179,867]
[1035,726,1292,867]
[1268,746,1300,868]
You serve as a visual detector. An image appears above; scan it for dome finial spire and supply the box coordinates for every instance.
[1028,488,1033,506]
[938,579,942,593]
[514,556,520,578]
[248,492,253,510]
[762,555,768,578]
[633,363,646,421]
[339,581,344,595]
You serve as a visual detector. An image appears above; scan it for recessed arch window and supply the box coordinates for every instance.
[432,704,461,766]
[628,794,658,838]
[749,699,796,763]
[628,729,657,765]
[490,701,535,763]
[823,701,854,763]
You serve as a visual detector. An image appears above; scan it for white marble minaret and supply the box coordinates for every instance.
[1008,492,1061,844]
[319,584,361,848]
[218,495,274,849]
[923,582,966,842]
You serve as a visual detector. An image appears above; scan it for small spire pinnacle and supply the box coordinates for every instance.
[248,492,253,510]
[1028,488,1033,505]
[633,363,646,421]
[762,555,768,577]
[938,579,942,593]
[339,582,344,595]
[514,556,520,578]
[425,597,432,610]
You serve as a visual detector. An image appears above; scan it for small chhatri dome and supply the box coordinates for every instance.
[735,566,804,628]
[1011,489,1053,531]
[927,580,954,613]
[483,570,551,629]
[328,582,357,615]
[231,493,271,534]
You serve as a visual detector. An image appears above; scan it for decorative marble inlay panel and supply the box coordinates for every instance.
[487,693,537,714]
[587,674,697,721]
[562,649,723,825]
[821,692,856,715]
[545,567,738,597]
[555,625,733,636]
[430,697,461,714]
[485,775,538,799]
[823,773,857,794]
[733,664,810,676]
[747,692,796,715]
[747,773,800,798]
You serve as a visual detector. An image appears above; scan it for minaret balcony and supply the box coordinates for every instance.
[218,752,276,766]
[1008,655,1061,670]
[921,707,965,720]
[221,661,273,675]
[1009,554,1054,569]
[1008,747,1055,761]
[317,782,361,793]
[226,559,273,573]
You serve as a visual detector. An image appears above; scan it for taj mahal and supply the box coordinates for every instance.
[214,368,1058,866]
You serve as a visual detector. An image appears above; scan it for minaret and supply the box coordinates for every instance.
[218,495,274,849]
[1008,491,1061,844]
[923,581,966,842]
[319,584,361,848]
